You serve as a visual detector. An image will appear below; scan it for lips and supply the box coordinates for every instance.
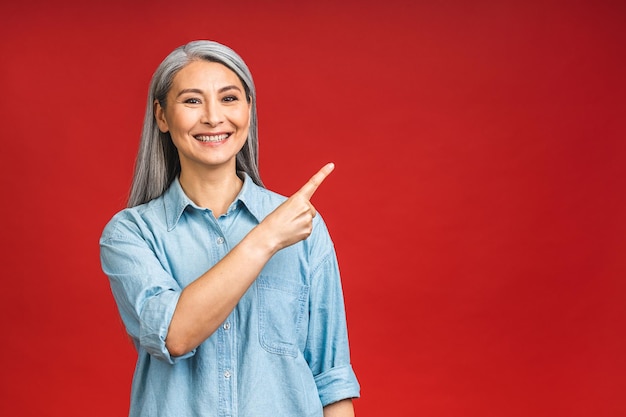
[194,133,231,143]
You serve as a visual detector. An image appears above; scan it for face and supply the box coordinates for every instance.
[155,60,251,176]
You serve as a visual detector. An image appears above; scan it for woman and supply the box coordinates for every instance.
[100,40,359,417]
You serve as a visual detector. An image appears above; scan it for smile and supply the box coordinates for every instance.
[194,133,231,143]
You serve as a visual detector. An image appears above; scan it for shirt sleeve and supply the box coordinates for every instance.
[99,212,195,364]
[304,216,360,406]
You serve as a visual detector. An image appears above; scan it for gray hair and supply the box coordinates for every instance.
[127,40,263,207]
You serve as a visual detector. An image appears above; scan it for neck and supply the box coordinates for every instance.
[178,167,243,217]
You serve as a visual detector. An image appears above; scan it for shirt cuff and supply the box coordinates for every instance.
[314,364,360,407]
[138,289,195,364]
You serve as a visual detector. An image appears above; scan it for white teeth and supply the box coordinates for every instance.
[195,134,229,142]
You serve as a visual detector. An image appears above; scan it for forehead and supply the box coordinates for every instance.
[171,60,244,90]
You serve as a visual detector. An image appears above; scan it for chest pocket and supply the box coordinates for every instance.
[257,274,309,357]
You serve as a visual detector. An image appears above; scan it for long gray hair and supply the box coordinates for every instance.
[127,40,263,207]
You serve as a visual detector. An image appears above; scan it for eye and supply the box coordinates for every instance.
[222,95,238,103]
[183,97,202,104]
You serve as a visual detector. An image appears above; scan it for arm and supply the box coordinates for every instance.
[310,243,358,417]
[324,399,355,417]
[165,163,335,356]
[303,217,360,409]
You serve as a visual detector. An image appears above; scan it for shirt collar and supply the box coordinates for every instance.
[236,173,266,223]
[163,173,266,231]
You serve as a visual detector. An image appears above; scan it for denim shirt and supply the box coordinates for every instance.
[100,174,359,417]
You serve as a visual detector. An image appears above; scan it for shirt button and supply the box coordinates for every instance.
[216,237,225,245]
[223,322,231,330]
[224,370,231,378]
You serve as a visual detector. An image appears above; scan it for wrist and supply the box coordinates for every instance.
[242,223,281,260]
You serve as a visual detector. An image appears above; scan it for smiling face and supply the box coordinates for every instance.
[155,60,251,178]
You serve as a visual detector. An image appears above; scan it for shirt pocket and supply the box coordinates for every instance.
[257,274,309,357]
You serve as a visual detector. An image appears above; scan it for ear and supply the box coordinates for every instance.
[247,101,252,129]
[154,100,169,133]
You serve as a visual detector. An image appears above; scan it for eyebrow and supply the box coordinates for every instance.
[175,85,243,98]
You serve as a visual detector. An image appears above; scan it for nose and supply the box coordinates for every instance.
[201,98,224,127]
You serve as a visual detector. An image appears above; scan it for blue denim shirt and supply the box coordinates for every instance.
[100,174,359,417]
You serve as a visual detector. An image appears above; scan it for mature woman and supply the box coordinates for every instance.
[100,40,359,417]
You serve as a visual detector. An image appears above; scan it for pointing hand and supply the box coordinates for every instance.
[259,163,335,251]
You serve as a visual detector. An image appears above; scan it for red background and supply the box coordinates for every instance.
[1,1,625,416]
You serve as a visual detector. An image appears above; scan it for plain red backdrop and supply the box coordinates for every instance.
[1,1,625,416]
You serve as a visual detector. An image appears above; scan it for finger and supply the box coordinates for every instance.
[297,162,335,200]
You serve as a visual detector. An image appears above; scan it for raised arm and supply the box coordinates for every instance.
[165,163,335,356]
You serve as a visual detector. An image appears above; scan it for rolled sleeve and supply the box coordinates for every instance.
[100,214,194,364]
[315,364,360,407]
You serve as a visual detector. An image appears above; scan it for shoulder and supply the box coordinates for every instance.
[303,212,335,267]
[100,198,165,243]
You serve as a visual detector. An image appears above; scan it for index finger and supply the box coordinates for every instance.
[297,162,335,200]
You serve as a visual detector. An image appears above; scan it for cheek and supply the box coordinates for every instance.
[242,114,251,134]
[168,110,195,133]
